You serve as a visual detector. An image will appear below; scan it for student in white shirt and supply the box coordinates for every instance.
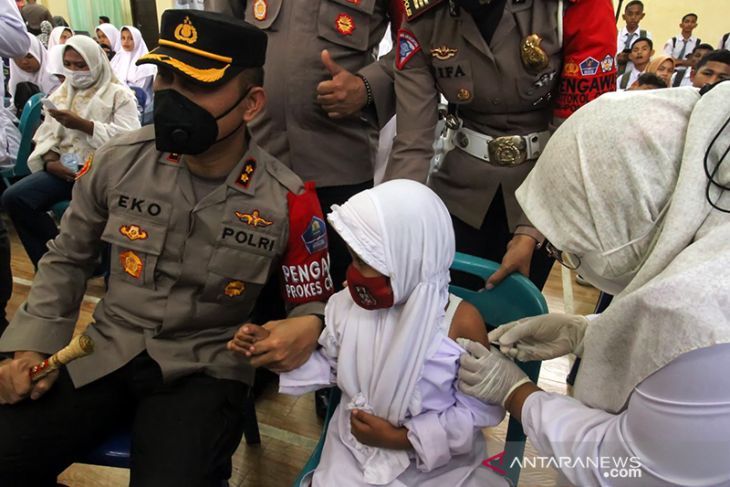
[459,84,730,487]
[615,0,652,75]
[690,49,730,89]
[663,13,701,69]
[617,37,653,91]
[718,33,730,50]
[670,43,713,87]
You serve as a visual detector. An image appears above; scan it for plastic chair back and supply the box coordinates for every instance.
[292,253,548,486]
[2,92,44,183]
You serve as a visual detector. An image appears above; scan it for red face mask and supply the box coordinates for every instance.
[346,263,394,310]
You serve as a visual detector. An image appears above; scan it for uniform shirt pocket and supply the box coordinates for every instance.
[200,248,274,304]
[101,213,168,289]
[317,0,375,52]
[434,58,475,105]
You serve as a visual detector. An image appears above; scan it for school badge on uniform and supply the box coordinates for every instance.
[224,280,246,297]
[120,250,143,279]
[301,216,328,255]
[579,57,600,76]
[520,34,549,74]
[235,209,273,228]
[173,16,198,45]
[253,0,267,20]
[335,13,355,36]
[601,54,614,73]
[119,224,149,241]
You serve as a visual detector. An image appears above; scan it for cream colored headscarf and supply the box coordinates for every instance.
[517,84,730,413]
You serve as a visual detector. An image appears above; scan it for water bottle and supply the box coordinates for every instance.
[61,153,80,172]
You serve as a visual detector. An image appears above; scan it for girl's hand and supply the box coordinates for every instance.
[350,409,412,450]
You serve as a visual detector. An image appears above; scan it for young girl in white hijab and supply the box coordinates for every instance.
[8,32,60,108]
[2,35,140,268]
[110,26,156,107]
[230,180,507,486]
[46,26,74,80]
[95,23,121,58]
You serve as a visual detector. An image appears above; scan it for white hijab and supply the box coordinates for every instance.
[46,27,74,78]
[517,84,730,413]
[110,26,156,85]
[9,33,60,99]
[48,26,73,49]
[96,23,121,53]
[324,179,454,484]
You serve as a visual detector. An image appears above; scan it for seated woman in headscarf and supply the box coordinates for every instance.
[46,25,74,82]
[1,35,140,269]
[459,84,730,485]
[230,180,508,487]
[111,26,156,108]
[9,32,60,113]
[644,54,676,88]
[95,23,121,61]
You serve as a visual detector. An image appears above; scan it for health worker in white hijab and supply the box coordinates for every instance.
[458,83,730,486]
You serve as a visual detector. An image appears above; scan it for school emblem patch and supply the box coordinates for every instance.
[301,216,328,255]
[579,56,600,76]
[396,29,421,70]
[236,159,257,189]
[335,13,355,36]
[601,54,614,73]
[174,16,198,45]
[235,209,273,228]
[119,224,149,241]
[224,280,246,297]
[75,155,93,180]
[119,250,143,279]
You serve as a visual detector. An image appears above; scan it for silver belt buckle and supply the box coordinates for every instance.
[487,136,527,166]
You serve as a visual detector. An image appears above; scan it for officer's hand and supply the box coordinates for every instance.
[227,323,271,357]
[0,352,59,405]
[247,315,323,373]
[486,234,535,290]
[44,159,77,183]
[316,49,367,119]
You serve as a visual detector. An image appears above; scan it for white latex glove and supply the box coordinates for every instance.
[488,313,589,361]
[457,338,532,407]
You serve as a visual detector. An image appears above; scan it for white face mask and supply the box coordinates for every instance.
[63,68,95,89]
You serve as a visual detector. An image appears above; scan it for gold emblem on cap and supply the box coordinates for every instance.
[253,0,267,21]
[520,34,549,74]
[456,88,472,102]
[174,16,198,45]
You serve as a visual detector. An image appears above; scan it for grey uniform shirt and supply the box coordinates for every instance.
[0,126,331,387]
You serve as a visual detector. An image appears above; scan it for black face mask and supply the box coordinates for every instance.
[153,88,248,155]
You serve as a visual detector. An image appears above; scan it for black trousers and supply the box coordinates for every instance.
[0,218,12,335]
[451,187,554,291]
[0,353,249,487]
[315,180,373,291]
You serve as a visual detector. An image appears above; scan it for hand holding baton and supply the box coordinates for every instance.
[29,335,95,382]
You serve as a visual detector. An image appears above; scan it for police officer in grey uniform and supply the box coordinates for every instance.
[0,11,333,485]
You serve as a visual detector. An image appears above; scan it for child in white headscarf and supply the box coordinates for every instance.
[110,25,156,107]
[46,26,74,80]
[8,32,60,109]
[2,35,140,268]
[230,180,507,486]
[95,23,121,59]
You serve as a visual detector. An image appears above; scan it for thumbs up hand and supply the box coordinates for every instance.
[316,49,368,119]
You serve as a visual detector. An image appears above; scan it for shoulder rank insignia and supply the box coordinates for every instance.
[120,224,149,241]
[235,209,273,228]
[224,280,245,297]
[396,29,421,70]
[403,0,445,21]
[236,158,257,189]
[120,250,143,279]
[431,45,458,60]
[75,155,93,180]
[520,34,549,74]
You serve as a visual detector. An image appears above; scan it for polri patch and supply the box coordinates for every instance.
[253,0,267,20]
[301,216,328,255]
[119,224,149,241]
[396,29,421,70]
[120,250,143,279]
[235,209,273,228]
[224,280,246,297]
[335,13,355,36]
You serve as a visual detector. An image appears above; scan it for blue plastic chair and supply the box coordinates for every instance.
[292,253,548,486]
[1,92,44,187]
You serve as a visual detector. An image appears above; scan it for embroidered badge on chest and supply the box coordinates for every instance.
[253,0,267,20]
[431,46,458,60]
[396,29,421,70]
[224,280,246,297]
[119,250,143,279]
[335,13,355,36]
[601,55,614,73]
[579,57,600,76]
[236,159,257,189]
[119,224,149,241]
[301,216,328,255]
[235,209,273,228]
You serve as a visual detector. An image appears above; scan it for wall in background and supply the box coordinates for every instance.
[613,0,728,50]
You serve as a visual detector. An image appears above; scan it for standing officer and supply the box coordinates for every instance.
[0,10,332,486]
[386,0,616,291]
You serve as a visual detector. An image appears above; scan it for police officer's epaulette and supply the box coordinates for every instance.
[403,0,446,21]
[265,157,304,195]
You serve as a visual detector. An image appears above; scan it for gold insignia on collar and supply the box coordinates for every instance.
[235,210,273,228]
[120,224,149,241]
[224,280,246,297]
[431,46,458,60]
[174,16,198,45]
[520,34,549,74]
